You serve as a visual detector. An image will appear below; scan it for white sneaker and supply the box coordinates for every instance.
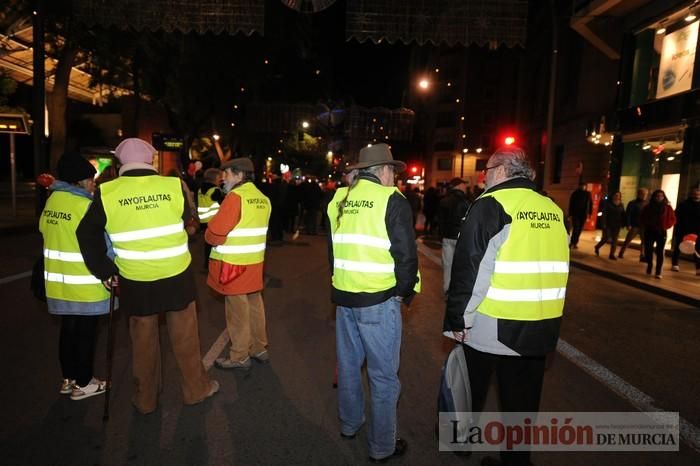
[671,265,680,272]
[70,377,106,400]
[60,378,76,395]
[655,274,663,279]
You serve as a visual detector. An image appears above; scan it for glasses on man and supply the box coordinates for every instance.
[482,163,503,174]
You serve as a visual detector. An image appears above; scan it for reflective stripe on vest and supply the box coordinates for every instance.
[38,191,110,302]
[197,187,220,223]
[477,188,569,321]
[210,182,271,265]
[328,181,421,294]
[101,175,191,281]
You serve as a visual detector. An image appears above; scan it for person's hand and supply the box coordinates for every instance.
[452,330,467,342]
[103,276,119,291]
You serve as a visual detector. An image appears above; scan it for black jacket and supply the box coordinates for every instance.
[568,188,592,219]
[198,182,225,205]
[675,197,700,236]
[438,188,470,239]
[443,177,566,356]
[76,169,196,316]
[327,173,419,307]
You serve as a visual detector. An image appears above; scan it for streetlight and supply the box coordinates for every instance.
[301,121,310,129]
[213,133,220,141]
[418,78,430,90]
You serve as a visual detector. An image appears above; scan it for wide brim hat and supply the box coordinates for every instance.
[221,157,255,173]
[347,143,406,172]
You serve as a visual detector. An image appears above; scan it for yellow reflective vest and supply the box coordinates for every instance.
[39,191,109,302]
[478,188,569,321]
[210,182,271,265]
[101,175,191,281]
[197,187,220,223]
[328,180,421,294]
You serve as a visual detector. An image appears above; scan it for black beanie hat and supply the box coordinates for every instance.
[57,152,96,183]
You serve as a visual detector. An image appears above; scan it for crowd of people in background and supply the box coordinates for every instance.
[569,183,700,278]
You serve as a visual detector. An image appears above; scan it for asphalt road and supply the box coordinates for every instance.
[0,231,698,465]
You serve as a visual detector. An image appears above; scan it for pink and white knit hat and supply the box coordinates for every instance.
[115,138,157,165]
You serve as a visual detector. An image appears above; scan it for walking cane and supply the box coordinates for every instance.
[102,277,117,423]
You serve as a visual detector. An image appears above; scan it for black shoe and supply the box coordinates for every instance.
[369,438,407,463]
[609,255,617,260]
[340,431,356,440]
[594,247,600,256]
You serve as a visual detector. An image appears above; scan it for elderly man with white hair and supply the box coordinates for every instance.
[443,146,570,466]
[77,138,219,414]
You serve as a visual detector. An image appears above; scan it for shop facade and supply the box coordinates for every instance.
[615,2,700,209]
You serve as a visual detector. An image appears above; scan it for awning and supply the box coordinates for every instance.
[73,0,265,35]
[346,0,528,47]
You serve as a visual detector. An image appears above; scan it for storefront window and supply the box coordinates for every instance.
[630,17,699,106]
[620,135,684,209]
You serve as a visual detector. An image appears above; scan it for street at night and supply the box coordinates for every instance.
[0,231,698,465]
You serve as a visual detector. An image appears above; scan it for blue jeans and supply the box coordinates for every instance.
[336,297,402,459]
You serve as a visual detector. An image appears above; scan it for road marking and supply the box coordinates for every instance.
[557,340,700,452]
[202,330,229,370]
[417,242,700,452]
[0,270,32,285]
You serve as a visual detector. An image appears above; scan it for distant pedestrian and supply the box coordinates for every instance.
[618,188,648,260]
[640,189,676,278]
[77,138,219,414]
[594,192,627,260]
[423,187,439,235]
[444,147,569,466]
[327,143,420,462]
[671,186,700,272]
[404,187,421,231]
[197,168,225,268]
[267,176,286,243]
[206,158,272,370]
[40,152,108,401]
[437,177,470,295]
[300,179,322,235]
[568,182,592,248]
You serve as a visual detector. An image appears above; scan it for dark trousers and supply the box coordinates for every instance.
[59,314,99,386]
[570,216,585,246]
[464,344,546,466]
[671,232,683,266]
[201,223,212,269]
[595,227,621,257]
[303,208,319,235]
[644,230,667,275]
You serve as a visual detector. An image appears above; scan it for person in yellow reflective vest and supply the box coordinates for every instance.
[39,152,108,401]
[443,147,570,465]
[197,168,224,269]
[205,157,272,370]
[77,138,219,414]
[328,143,420,462]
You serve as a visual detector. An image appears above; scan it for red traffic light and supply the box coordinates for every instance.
[504,136,516,146]
[410,165,419,174]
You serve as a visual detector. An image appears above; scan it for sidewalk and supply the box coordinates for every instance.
[570,231,699,307]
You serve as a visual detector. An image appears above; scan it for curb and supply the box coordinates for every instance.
[570,259,700,308]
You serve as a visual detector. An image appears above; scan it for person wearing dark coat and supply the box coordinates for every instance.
[568,182,592,248]
[76,138,219,414]
[437,177,471,294]
[594,192,627,260]
[640,189,676,278]
[618,188,648,260]
[671,186,700,272]
[422,187,439,235]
